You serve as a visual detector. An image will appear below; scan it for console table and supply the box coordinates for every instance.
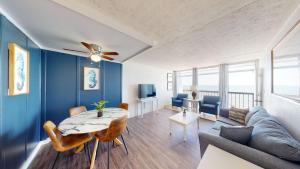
[136,97,158,118]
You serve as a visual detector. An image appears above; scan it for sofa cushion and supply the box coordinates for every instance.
[249,117,300,162]
[212,120,233,130]
[247,108,269,126]
[218,117,244,126]
[229,107,249,124]
[220,126,254,145]
[219,108,229,118]
[245,106,262,124]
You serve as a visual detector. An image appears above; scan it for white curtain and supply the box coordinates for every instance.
[255,60,263,106]
[172,71,177,97]
[192,68,198,99]
[192,68,198,87]
[219,64,229,108]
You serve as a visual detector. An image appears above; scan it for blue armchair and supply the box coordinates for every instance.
[172,93,188,107]
[199,96,221,116]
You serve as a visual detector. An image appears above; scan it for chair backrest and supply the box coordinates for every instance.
[203,96,220,105]
[105,116,128,141]
[118,103,129,110]
[177,93,188,99]
[69,106,87,116]
[43,121,63,151]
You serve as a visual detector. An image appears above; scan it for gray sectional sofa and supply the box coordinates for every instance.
[198,106,300,169]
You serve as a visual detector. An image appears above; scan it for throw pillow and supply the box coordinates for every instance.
[229,107,249,124]
[249,117,300,162]
[220,126,254,145]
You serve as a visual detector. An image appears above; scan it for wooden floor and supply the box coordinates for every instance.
[29,109,213,169]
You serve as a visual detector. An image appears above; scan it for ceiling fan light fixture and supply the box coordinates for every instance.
[90,53,101,62]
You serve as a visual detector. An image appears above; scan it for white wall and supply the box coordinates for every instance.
[122,60,172,117]
[262,5,300,140]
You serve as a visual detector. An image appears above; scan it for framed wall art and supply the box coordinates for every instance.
[84,67,100,90]
[8,43,30,96]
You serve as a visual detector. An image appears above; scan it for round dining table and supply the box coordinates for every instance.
[58,107,129,169]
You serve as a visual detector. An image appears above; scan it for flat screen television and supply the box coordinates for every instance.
[138,84,156,99]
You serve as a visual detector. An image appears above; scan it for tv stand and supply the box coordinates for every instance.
[136,97,158,118]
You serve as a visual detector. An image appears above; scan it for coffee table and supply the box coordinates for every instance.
[169,111,200,141]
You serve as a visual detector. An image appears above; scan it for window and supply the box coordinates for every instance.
[228,62,256,93]
[176,70,193,94]
[167,73,173,90]
[273,56,300,98]
[197,66,219,91]
[228,61,256,108]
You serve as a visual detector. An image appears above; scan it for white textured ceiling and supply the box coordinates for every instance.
[0,0,150,62]
[52,0,300,70]
[1,0,299,69]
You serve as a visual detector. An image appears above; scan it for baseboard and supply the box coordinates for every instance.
[20,138,50,169]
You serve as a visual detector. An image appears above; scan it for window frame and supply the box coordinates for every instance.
[167,73,173,91]
[197,65,220,92]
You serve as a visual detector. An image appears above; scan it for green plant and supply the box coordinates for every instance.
[92,100,108,111]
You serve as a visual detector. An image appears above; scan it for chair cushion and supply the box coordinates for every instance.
[249,117,300,162]
[220,126,254,145]
[229,107,249,124]
[203,96,220,104]
[61,133,93,151]
[177,94,188,99]
[202,104,215,109]
[173,100,182,103]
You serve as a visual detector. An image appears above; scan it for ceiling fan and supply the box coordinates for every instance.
[63,42,118,62]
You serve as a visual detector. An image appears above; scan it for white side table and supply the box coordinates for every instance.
[184,98,201,113]
[136,97,158,118]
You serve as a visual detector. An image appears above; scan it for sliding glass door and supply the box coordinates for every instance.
[173,60,258,109]
[228,61,257,108]
[197,66,220,99]
[176,69,193,96]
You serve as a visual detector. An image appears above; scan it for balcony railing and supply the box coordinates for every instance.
[197,90,255,109]
[228,92,254,109]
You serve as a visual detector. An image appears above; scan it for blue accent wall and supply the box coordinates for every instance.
[40,50,122,139]
[0,14,122,168]
[102,61,122,107]
[0,16,41,169]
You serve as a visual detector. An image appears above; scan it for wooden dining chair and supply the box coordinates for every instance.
[69,106,87,116]
[43,121,93,169]
[118,103,130,134]
[94,116,128,169]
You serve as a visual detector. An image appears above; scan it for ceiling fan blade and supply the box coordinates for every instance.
[81,42,93,51]
[101,55,114,60]
[63,48,89,54]
[102,52,118,55]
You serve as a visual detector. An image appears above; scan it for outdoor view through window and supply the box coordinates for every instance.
[272,21,300,101]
